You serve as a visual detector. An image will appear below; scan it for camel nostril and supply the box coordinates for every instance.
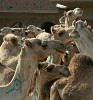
[58,32,64,36]
[46,67,53,72]
[59,70,71,77]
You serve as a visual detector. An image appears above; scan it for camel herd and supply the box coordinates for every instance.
[0,7,93,100]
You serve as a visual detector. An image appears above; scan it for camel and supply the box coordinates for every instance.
[29,62,70,100]
[59,8,83,29]
[48,25,79,64]
[69,20,93,59]
[0,27,26,46]
[50,53,93,100]
[47,7,83,64]
[36,32,52,41]
[0,37,66,100]
[21,25,45,38]
[51,7,83,33]
[0,62,14,85]
[0,34,22,70]
[0,27,26,36]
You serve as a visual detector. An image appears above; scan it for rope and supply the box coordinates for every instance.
[33,55,54,99]
[6,74,22,94]
[46,55,54,63]
[33,89,38,100]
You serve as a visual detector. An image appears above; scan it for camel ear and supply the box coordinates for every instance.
[59,16,65,23]
[84,20,89,27]
[63,11,67,17]
[72,20,76,28]
[25,39,33,47]
[51,26,57,34]
[84,20,87,26]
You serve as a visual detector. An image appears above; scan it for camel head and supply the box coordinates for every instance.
[0,27,26,36]
[23,38,66,61]
[38,62,70,77]
[72,20,88,32]
[21,25,44,38]
[3,34,22,45]
[59,8,83,28]
[73,8,83,18]
[68,20,91,38]
[0,27,12,36]
[11,28,26,36]
[65,8,83,22]
[0,34,22,55]
[51,25,80,45]
[46,63,70,77]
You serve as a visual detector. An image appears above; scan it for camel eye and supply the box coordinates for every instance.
[72,43,76,47]
[25,32,29,35]
[19,30,21,32]
[41,42,48,48]
[11,30,15,33]
[42,45,47,48]
[37,28,41,31]
[68,12,72,16]
[58,32,64,36]
[68,12,72,15]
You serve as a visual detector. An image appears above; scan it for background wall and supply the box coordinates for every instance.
[0,0,93,30]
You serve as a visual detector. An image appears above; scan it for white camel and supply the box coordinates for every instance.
[69,20,93,59]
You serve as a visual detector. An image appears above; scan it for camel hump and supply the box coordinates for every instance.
[70,53,93,68]
[3,34,18,45]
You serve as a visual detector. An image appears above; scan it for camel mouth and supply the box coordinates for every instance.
[59,72,71,77]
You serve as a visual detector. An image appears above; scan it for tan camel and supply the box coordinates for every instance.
[0,37,66,100]
[0,62,14,85]
[49,26,79,64]
[0,27,26,36]
[0,27,26,45]
[0,34,22,70]
[29,62,70,100]
[50,53,93,100]
[47,8,83,64]
[36,31,52,41]
[59,8,83,29]
[21,25,45,38]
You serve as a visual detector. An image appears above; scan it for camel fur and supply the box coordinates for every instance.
[29,62,70,100]
[50,25,79,64]
[0,34,22,70]
[0,37,67,100]
[50,53,93,100]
